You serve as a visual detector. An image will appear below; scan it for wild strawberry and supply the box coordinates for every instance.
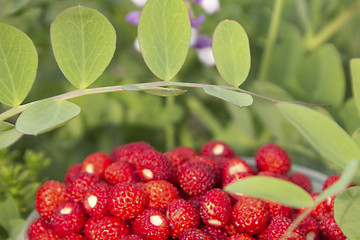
[178,227,212,240]
[295,193,327,221]
[222,171,253,189]
[62,233,87,240]
[83,182,112,218]
[297,215,319,240]
[84,216,130,240]
[34,180,69,221]
[166,199,200,238]
[81,152,113,179]
[132,208,170,240]
[200,140,235,158]
[226,233,256,240]
[222,220,238,236]
[50,200,87,236]
[178,162,215,196]
[289,172,313,193]
[258,216,305,240]
[66,172,100,202]
[27,218,51,240]
[143,180,179,212]
[318,213,346,240]
[199,188,231,228]
[108,182,148,220]
[64,163,82,183]
[164,151,188,185]
[113,141,154,166]
[104,161,139,185]
[263,200,292,219]
[189,155,221,185]
[119,235,144,240]
[171,146,198,160]
[231,196,270,235]
[255,143,291,175]
[200,225,227,240]
[257,171,289,181]
[136,149,173,182]
[31,229,61,240]
[187,195,202,211]
[222,157,255,182]
[322,174,354,191]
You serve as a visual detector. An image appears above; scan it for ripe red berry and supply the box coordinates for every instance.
[108,182,148,220]
[27,218,51,240]
[119,235,144,240]
[172,146,198,160]
[31,229,61,240]
[255,143,291,175]
[178,162,215,196]
[178,227,212,240]
[143,180,179,212]
[83,182,112,218]
[164,151,189,185]
[81,152,113,179]
[166,199,200,238]
[200,140,235,158]
[62,233,88,240]
[289,172,313,193]
[222,171,253,189]
[231,196,270,235]
[132,208,170,240]
[199,225,227,240]
[199,188,231,228]
[113,141,154,166]
[226,233,256,240]
[34,180,69,221]
[297,215,319,240]
[64,163,82,183]
[50,200,87,236]
[257,171,289,181]
[318,213,347,240]
[258,216,305,240]
[66,172,100,202]
[222,157,255,182]
[263,200,292,219]
[189,155,222,185]
[222,220,238,236]
[322,174,354,191]
[104,161,139,185]
[84,216,130,240]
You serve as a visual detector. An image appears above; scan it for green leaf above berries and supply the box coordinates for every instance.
[0,121,14,131]
[50,6,116,89]
[16,99,81,135]
[204,86,253,108]
[0,23,38,107]
[138,0,191,81]
[352,128,360,149]
[122,85,187,97]
[277,103,360,172]
[334,186,360,240]
[350,58,360,115]
[0,129,22,150]
[212,20,251,87]
[224,176,313,208]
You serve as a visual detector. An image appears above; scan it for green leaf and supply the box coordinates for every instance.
[0,129,22,149]
[350,58,360,116]
[0,121,14,131]
[0,195,20,233]
[16,99,81,135]
[334,186,360,240]
[0,23,38,107]
[50,6,116,89]
[277,103,360,171]
[224,176,313,208]
[212,20,251,87]
[138,0,191,81]
[8,218,25,240]
[353,128,360,148]
[122,85,187,97]
[204,86,253,108]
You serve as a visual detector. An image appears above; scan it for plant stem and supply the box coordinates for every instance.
[258,0,285,82]
[165,96,175,151]
[305,0,360,50]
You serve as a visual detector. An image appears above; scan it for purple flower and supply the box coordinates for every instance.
[125,11,142,26]
[190,14,205,28]
[194,34,213,49]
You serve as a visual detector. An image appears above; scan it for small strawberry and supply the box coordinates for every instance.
[322,174,354,191]
[189,155,221,185]
[255,143,291,175]
[50,200,87,236]
[119,235,144,240]
[81,152,113,179]
[258,216,305,240]
[62,233,88,240]
[222,157,255,183]
[164,151,189,185]
[178,162,215,196]
[200,140,235,158]
[222,171,253,189]
[108,182,148,220]
[132,208,170,240]
[104,161,139,185]
[171,146,198,160]
[143,180,179,212]
[226,233,256,240]
[27,218,51,240]
[31,229,61,240]
[231,196,270,235]
[84,216,130,240]
[200,225,227,240]
[318,213,346,240]
[289,172,313,193]
[113,141,154,166]
[257,171,289,181]
[166,199,200,238]
[178,227,212,240]
[199,188,231,228]
[83,182,112,218]
[34,180,69,221]
[66,172,100,202]
[263,200,292,219]
[64,163,82,183]
[295,193,327,221]
[222,220,238,236]
[297,215,319,240]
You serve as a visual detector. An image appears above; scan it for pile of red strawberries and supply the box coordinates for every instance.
[27,141,349,240]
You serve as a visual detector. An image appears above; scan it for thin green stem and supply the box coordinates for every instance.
[258,0,285,82]
[165,96,175,151]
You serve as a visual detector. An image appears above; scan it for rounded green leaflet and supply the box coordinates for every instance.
[15,99,81,135]
[138,0,191,81]
[204,86,253,108]
[0,23,38,107]
[0,129,23,149]
[212,20,251,87]
[50,6,116,89]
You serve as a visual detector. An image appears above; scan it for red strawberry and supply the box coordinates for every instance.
[200,225,227,240]
[108,182,148,220]
[258,216,305,240]
[119,235,144,240]
[222,157,255,183]
[104,161,139,185]
[297,215,319,240]
[34,180,69,221]
[66,172,100,202]
[171,146,198,160]
[187,195,202,211]
[136,149,173,182]
[263,200,292,219]
[295,193,327,221]
[226,233,256,240]
[166,199,200,238]
[222,220,238,236]
[322,174,354,191]
[143,180,179,212]
[50,200,87,236]
[257,171,289,181]
[84,216,130,240]
[200,140,235,158]
[132,208,170,240]
[178,162,215,196]
[222,171,253,189]
[231,196,270,235]
[164,151,189,185]
[178,227,212,240]
[199,188,231,228]
[255,143,291,175]
[83,182,112,218]
[289,172,313,193]
[189,155,222,185]
[113,141,154,166]
[318,213,346,240]
[81,152,113,179]
[62,233,88,240]
[31,229,61,240]
[64,163,82,183]
[27,218,51,240]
